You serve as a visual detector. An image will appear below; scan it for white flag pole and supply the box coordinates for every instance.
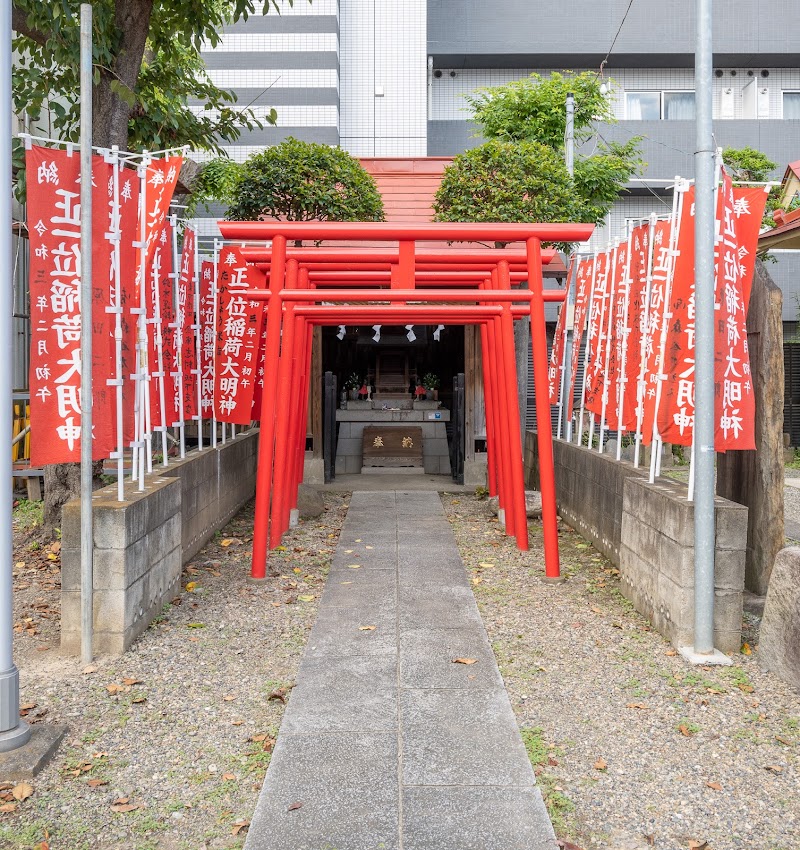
[170,216,186,458]
[194,230,203,451]
[212,239,220,449]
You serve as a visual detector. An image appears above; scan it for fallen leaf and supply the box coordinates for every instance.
[626,702,648,710]
[222,773,236,782]
[287,801,303,812]
[187,623,205,629]
[223,694,237,702]
[122,677,141,686]
[132,696,147,705]
[775,735,793,746]
[452,658,477,665]
[12,782,34,802]
[111,803,141,814]
[358,625,377,631]
[665,649,678,657]
[741,642,752,655]
[46,553,57,561]
[706,686,725,695]
[687,841,708,850]
[35,646,49,652]
[347,564,361,569]
[478,562,495,568]
[678,725,693,737]
[87,779,107,788]
[297,595,315,602]
[231,820,250,836]
[764,764,783,773]
[267,689,287,704]
[706,781,723,791]
[365,546,374,550]
[185,582,198,592]
[593,757,607,771]
[0,803,16,813]
[105,683,125,695]
[220,539,235,547]
[354,539,362,543]
[590,605,603,614]
[231,720,244,726]
[737,683,754,693]
[556,841,586,850]
[471,577,483,586]
[344,550,353,554]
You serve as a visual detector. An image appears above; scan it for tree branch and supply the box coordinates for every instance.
[12,5,48,47]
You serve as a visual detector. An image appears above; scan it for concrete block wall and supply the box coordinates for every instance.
[525,432,747,653]
[61,431,259,655]
[621,477,747,654]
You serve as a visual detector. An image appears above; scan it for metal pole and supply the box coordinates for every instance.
[0,0,31,752]
[692,0,716,656]
[565,92,575,178]
[79,2,94,666]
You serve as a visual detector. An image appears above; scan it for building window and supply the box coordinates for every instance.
[625,90,696,120]
[784,91,800,119]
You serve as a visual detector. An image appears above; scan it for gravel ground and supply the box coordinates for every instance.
[4,487,799,850]
[442,493,800,850]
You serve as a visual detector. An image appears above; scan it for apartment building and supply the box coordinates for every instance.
[200,0,800,315]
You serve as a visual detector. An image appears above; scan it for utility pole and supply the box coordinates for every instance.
[561,92,577,440]
[681,0,731,665]
[0,0,31,753]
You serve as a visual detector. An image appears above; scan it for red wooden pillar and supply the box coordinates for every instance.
[527,237,560,578]
[269,258,299,548]
[251,235,287,580]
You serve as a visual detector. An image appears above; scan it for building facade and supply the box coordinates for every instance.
[200,0,800,314]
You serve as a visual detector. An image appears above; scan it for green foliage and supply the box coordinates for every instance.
[225,138,385,222]
[13,498,43,530]
[436,72,643,236]
[722,146,777,182]
[421,372,440,389]
[466,71,615,147]
[12,0,298,152]
[186,156,244,217]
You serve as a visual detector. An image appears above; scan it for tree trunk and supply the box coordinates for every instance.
[42,0,154,535]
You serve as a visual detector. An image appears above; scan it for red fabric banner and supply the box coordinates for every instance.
[624,223,651,433]
[116,165,141,446]
[732,186,769,306]
[141,155,182,265]
[714,172,755,451]
[605,242,633,433]
[177,229,198,421]
[547,256,574,405]
[566,255,594,421]
[213,247,264,425]
[26,145,116,464]
[638,218,673,444]
[146,222,174,430]
[657,188,697,446]
[199,260,216,420]
[583,251,611,417]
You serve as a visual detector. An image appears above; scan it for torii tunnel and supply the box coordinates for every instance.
[216,221,595,582]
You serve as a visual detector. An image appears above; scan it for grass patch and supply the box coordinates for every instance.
[13,498,43,531]
[520,727,576,837]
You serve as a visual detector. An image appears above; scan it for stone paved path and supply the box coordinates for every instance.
[245,491,556,850]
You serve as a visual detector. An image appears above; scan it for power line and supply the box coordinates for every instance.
[599,0,637,76]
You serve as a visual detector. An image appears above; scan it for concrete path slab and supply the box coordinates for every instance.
[245,491,557,850]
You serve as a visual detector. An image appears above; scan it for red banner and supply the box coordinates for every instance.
[177,229,198,422]
[199,260,216,420]
[583,251,611,417]
[657,187,697,446]
[547,257,574,405]
[624,223,650,433]
[116,165,141,446]
[141,155,182,265]
[566,255,594,421]
[714,172,755,451]
[638,218,673,444]
[26,145,116,464]
[605,241,633,433]
[732,186,769,306]
[146,222,175,430]
[213,247,264,425]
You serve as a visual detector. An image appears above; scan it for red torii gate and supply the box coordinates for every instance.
[217,221,594,582]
